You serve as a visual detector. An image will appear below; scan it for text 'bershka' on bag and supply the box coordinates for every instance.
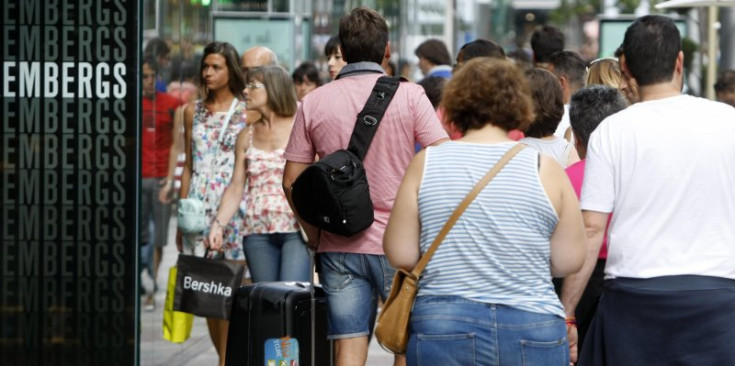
[183,276,233,296]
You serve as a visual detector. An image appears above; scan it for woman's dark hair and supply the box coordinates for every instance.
[292,62,321,86]
[441,58,534,133]
[415,39,453,66]
[325,35,341,57]
[198,42,246,100]
[523,68,565,138]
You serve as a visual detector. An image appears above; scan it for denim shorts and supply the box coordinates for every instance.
[318,252,396,339]
[407,296,568,366]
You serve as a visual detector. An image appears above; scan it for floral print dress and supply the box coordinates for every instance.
[244,125,300,234]
[184,99,247,259]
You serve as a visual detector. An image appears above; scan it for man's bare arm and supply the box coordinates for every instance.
[560,210,608,363]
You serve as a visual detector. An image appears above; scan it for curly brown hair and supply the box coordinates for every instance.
[441,58,534,133]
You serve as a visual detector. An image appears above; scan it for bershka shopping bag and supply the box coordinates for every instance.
[173,252,244,319]
[163,266,194,343]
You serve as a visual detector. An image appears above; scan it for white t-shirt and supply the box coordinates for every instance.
[520,136,575,168]
[581,95,735,280]
[554,104,571,140]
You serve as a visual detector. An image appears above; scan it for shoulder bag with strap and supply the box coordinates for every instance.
[375,143,527,354]
[290,76,402,237]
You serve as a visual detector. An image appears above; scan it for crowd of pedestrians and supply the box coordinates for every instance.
[140,7,735,366]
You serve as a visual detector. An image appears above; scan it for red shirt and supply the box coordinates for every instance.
[142,92,183,177]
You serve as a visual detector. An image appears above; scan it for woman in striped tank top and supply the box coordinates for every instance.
[384,58,586,366]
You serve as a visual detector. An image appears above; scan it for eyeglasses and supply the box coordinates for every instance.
[245,82,265,90]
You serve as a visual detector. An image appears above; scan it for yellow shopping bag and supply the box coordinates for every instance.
[163,266,193,343]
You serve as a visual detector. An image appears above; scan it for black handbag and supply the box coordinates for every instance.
[173,251,245,319]
[291,76,402,237]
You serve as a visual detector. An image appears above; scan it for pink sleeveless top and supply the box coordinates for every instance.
[244,125,300,234]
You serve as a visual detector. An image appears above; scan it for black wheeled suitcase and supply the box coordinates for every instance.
[225,281,332,366]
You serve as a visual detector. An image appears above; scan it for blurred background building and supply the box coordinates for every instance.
[143,0,733,95]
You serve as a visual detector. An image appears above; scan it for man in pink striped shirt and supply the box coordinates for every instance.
[283,7,447,365]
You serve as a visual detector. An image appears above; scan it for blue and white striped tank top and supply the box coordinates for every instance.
[417,141,564,318]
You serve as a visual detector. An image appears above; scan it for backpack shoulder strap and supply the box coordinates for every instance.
[347,76,402,161]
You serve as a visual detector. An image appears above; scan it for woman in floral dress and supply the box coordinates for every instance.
[178,41,246,366]
[209,65,310,283]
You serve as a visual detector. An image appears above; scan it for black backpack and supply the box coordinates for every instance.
[291,76,402,237]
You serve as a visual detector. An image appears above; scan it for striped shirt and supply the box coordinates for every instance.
[417,141,564,317]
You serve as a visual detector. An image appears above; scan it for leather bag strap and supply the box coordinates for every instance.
[410,143,527,276]
[347,76,402,161]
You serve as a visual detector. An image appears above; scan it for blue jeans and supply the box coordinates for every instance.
[243,232,310,283]
[407,296,568,366]
[319,252,395,339]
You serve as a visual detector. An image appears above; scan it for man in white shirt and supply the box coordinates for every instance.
[561,15,735,365]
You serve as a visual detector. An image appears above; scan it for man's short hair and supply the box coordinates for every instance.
[339,7,389,64]
[569,85,628,147]
[548,51,587,90]
[622,15,681,86]
[524,68,565,138]
[530,25,564,63]
[415,39,453,67]
[458,39,506,62]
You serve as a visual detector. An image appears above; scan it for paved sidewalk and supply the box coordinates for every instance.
[139,217,394,365]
